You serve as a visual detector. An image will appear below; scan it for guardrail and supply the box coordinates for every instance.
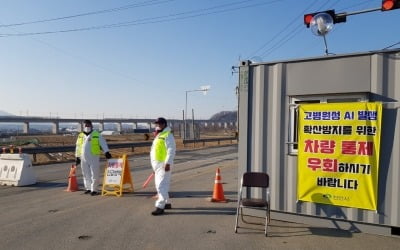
[0,137,237,162]
[1,142,152,162]
[183,136,237,147]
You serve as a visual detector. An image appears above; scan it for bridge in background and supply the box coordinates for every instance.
[0,116,237,134]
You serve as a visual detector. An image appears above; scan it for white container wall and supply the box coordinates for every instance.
[238,49,400,236]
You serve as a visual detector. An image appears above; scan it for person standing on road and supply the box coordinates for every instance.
[150,117,176,215]
[75,120,112,196]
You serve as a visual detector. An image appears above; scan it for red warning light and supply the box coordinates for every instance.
[382,0,400,11]
[383,0,395,10]
[303,10,345,28]
[304,14,314,27]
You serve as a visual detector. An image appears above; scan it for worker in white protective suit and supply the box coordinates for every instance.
[150,117,176,215]
[75,120,112,196]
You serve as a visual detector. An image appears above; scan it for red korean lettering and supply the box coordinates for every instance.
[341,141,357,155]
[307,158,321,171]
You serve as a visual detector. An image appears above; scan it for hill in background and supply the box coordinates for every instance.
[209,111,237,122]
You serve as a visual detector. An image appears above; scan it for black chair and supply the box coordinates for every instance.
[234,172,270,236]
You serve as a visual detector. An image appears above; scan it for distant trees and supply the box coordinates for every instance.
[209,111,237,122]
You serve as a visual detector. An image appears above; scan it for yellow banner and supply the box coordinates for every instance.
[297,102,382,210]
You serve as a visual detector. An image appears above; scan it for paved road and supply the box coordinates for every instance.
[1,145,399,250]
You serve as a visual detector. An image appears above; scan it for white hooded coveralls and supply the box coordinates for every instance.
[75,131,110,192]
[150,127,176,209]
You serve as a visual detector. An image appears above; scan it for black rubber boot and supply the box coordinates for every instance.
[151,208,164,216]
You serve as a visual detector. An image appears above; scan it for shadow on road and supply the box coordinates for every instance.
[236,222,354,238]
[132,190,236,198]
[166,206,236,215]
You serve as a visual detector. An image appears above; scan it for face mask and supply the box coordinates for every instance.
[83,127,92,133]
[155,126,162,131]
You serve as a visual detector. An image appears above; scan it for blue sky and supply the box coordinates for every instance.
[0,0,398,120]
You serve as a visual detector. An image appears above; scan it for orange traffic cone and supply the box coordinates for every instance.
[211,168,227,202]
[65,165,79,192]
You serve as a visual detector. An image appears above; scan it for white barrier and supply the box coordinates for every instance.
[0,154,36,186]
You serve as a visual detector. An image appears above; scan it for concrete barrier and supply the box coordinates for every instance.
[0,153,36,186]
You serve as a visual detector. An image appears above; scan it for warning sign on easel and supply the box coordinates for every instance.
[101,154,134,197]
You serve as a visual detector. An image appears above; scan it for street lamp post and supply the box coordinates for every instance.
[184,85,210,139]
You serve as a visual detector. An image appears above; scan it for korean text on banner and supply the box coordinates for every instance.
[297,102,382,211]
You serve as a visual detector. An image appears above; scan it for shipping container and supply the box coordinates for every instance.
[238,48,400,236]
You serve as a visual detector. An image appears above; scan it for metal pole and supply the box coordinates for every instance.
[184,88,209,140]
[236,85,239,140]
[185,91,188,140]
[323,35,329,55]
[185,91,188,121]
[192,108,195,140]
[340,7,380,17]
[182,109,185,139]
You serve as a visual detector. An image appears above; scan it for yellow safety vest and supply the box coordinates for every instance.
[76,131,101,156]
[154,130,170,162]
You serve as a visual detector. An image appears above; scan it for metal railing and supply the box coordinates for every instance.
[182,136,237,147]
[1,142,152,155]
[1,142,152,162]
[0,137,237,162]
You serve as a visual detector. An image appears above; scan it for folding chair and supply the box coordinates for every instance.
[234,172,270,236]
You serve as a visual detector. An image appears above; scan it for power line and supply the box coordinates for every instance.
[246,0,319,59]
[257,0,332,59]
[0,0,280,37]
[382,41,400,50]
[0,0,175,28]
[336,0,375,12]
[258,24,304,59]
[257,0,345,59]
[0,3,160,86]
[96,0,281,29]
[251,0,334,59]
[30,37,150,85]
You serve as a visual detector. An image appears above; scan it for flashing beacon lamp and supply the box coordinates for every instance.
[309,13,334,55]
[382,0,400,11]
[304,14,314,28]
